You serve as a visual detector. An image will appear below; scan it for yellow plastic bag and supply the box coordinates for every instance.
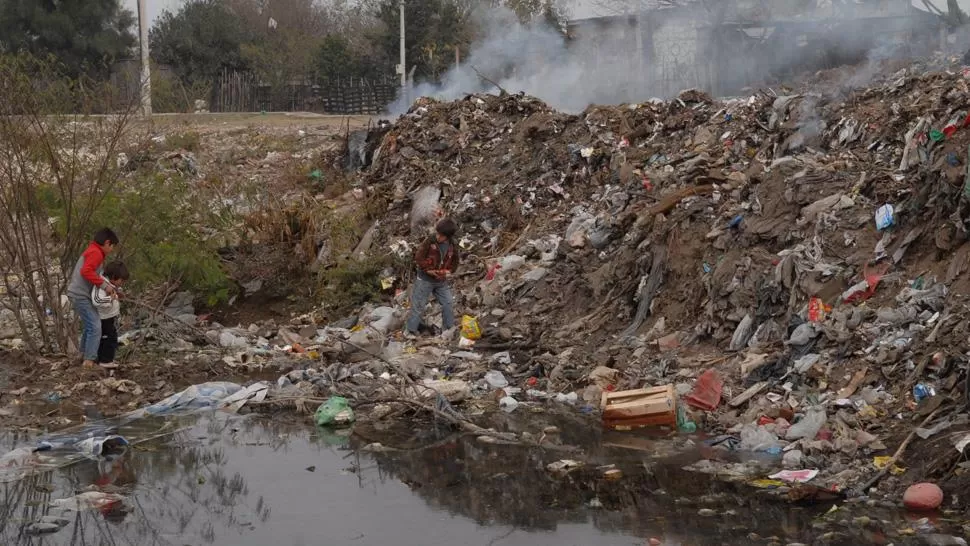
[748,479,785,489]
[380,275,396,290]
[461,315,482,340]
[872,456,906,475]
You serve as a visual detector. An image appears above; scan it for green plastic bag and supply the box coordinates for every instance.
[676,403,697,433]
[314,396,355,427]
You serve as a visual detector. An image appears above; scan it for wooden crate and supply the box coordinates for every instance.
[601,385,677,430]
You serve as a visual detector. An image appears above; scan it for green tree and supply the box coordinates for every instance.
[91,172,232,305]
[368,0,569,84]
[487,0,566,26]
[237,0,325,85]
[374,0,468,82]
[315,34,384,81]
[316,35,354,81]
[0,0,135,78]
[150,0,252,86]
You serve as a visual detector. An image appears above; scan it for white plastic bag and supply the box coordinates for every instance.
[785,407,827,440]
[739,423,782,451]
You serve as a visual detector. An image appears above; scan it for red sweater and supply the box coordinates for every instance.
[67,242,108,299]
[414,237,459,280]
[79,243,107,286]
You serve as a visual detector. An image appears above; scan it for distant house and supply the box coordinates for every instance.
[566,0,944,98]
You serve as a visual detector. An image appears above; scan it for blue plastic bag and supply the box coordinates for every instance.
[875,204,894,231]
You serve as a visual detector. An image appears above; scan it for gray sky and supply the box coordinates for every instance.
[124,0,970,25]
[123,0,180,25]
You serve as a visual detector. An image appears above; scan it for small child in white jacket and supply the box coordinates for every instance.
[91,262,129,368]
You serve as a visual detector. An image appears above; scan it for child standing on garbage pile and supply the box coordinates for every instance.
[92,261,129,368]
[405,218,460,338]
[67,228,119,369]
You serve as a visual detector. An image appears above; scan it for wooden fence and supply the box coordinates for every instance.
[213,70,260,112]
[212,70,399,114]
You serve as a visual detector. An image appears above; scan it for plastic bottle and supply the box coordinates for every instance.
[676,404,697,433]
[913,383,936,402]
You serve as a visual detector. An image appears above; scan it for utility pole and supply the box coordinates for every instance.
[635,0,644,89]
[398,0,407,105]
[137,0,152,116]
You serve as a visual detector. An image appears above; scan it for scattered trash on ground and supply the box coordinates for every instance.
[5,54,970,512]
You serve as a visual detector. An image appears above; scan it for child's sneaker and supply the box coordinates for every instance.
[402,330,417,341]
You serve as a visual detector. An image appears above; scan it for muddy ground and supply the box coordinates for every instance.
[0,114,374,429]
[4,55,970,522]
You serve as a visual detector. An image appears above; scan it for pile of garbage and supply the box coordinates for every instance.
[9,55,970,512]
[334,57,970,504]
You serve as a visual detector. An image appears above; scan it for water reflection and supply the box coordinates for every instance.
[0,414,273,546]
[0,413,941,546]
[351,417,923,546]
[361,432,802,543]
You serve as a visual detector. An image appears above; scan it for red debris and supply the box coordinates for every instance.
[903,483,944,511]
[685,369,723,411]
[485,263,502,281]
[808,297,831,322]
[843,263,890,304]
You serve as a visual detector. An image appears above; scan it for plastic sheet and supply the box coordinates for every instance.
[0,380,270,483]
[139,381,243,416]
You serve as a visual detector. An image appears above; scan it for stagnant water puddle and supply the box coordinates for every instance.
[0,412,959,546]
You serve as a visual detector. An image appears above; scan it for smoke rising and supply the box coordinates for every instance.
[387,3,952,117]
[386,8,624,115]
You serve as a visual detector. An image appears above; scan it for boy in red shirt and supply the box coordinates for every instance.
[67,228,119,368]
[405,219,459,337]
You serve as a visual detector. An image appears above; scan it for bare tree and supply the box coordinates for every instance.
[0,54,138,354]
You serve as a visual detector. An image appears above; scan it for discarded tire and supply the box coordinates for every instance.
[903,483,943,511]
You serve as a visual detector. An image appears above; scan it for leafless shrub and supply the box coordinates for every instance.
[0,53,139,354]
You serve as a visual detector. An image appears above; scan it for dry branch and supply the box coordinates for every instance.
[851,409,941,497]
[471,66,508,97]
